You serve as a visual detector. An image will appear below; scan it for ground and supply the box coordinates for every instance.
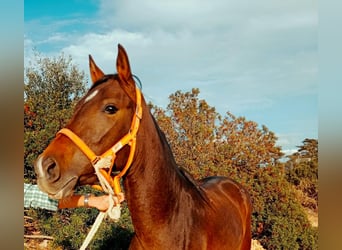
[24,216,57,250]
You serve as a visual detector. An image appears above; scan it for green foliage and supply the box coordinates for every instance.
[24,51,87,181]
[251,166,318,249]
[285,139,318,210]
[26,204,134,250]
[151,88,284,179]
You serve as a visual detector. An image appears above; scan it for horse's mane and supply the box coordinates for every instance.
[150,114,211,203]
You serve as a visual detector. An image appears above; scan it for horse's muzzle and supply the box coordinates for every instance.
[35,154,60,182]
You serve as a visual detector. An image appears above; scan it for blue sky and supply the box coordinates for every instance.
[24,0,317,155]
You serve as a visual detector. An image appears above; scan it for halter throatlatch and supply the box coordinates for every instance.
[57,86,142,197]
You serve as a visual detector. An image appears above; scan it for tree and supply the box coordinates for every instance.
[24,51,87,181]
[151,88,284,179]
[151,88,219,178]
[286,139,318,211]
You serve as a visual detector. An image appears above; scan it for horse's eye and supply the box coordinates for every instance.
[104,105,118,114]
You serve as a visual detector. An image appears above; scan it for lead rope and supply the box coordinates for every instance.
[80,156,122,250]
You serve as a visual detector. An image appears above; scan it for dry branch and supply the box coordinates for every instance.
[24,235,54,240]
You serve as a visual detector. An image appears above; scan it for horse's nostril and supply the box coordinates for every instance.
[43,157,59,181]
[47,161,56,176]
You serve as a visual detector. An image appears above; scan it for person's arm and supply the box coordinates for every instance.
[24,184,110,212]
[58,194,109,212]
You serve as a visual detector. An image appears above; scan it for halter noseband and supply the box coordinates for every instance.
[56,85,142,196]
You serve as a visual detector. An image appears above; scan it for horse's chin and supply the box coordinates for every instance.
[44,176,78,200]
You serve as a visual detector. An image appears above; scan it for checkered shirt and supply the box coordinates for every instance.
[24,183,59,211]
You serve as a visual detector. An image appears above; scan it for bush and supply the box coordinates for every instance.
[251,166,318,249]
[27,203,134,250]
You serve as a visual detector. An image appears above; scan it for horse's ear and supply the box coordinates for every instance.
[116,44,136,101]
[89,55,105,84]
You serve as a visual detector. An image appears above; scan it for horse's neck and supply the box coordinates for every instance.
[123,112,192,230]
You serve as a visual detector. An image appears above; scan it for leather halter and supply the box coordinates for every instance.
[57,85,142,196]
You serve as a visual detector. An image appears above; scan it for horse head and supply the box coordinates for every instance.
[34,44,142,199]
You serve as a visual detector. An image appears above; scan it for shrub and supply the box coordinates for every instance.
[29,203,134,250]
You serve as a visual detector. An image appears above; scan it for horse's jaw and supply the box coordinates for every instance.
[78,173,99,186]
[38,176,78,200]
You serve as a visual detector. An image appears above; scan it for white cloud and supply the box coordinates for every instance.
[276,132,304,155]
[39,33,68,44]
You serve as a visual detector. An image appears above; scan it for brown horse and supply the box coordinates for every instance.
[34,44,252,249]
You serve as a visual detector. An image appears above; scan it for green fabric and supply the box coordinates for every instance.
[24,183,58,211]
